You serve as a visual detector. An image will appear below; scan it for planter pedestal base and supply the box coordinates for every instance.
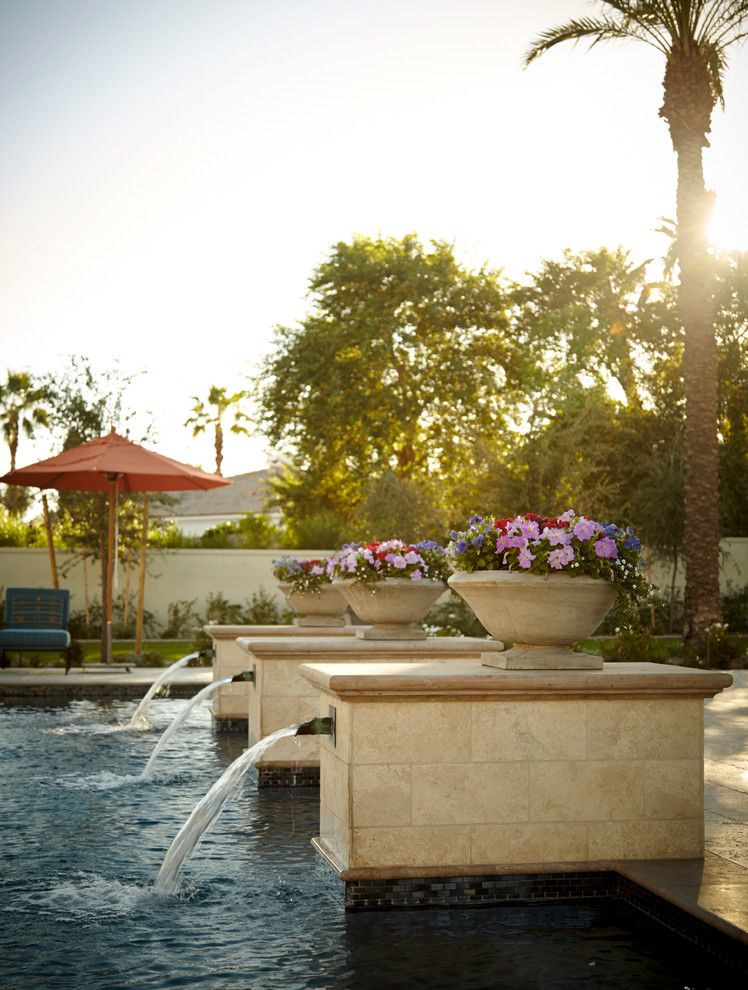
[356,625,428,641]
[483,645,603,671]
[294,615,347,628]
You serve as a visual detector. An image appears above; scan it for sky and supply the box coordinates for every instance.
[2,0,747,479]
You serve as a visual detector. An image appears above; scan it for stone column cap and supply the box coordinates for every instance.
[204,623,354,640]
[234,636,503,660]
[298,660,733,701]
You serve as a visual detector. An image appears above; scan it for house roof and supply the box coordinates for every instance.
[152,469,273,518]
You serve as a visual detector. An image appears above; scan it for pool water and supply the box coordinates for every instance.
[0,700,735,989]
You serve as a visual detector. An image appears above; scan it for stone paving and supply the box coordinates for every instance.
[617,669,748,944]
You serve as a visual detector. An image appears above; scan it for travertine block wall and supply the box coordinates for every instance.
[235,639,505,769]
[302,662,731,876]
[206,624,354,721]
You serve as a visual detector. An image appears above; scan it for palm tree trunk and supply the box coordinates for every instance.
[675,139,722,644]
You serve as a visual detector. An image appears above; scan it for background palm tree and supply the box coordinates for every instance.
[185,385,251,475]
[0,371,49,514]
[525,0,748,648]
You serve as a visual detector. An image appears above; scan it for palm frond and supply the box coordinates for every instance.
[524,15,640,66]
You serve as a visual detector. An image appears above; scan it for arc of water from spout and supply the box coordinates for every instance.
[128,652,201,729]
[154,724,300,894]
[142,677,232,777]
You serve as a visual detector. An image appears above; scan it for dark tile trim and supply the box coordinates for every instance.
[257,765,320,788]
[328,866,746,975]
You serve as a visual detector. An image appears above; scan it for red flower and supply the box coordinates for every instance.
[494,518,512,532]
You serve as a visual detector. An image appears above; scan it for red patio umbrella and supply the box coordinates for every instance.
[1,430,231,661]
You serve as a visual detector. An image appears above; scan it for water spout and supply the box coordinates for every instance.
[231,667,255,683]
[295,715,334,736]
[154,723,300,894]
[142,675,237,776]
[128,650,210,729]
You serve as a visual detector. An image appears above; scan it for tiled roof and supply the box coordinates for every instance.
[152,469,272,518]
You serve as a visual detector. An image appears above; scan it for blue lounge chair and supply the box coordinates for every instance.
[0,587,72,673]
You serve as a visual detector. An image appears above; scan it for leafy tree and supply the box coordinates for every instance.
[355,470,445,543]
[185,385,251,476]
[258,234,522,524]
[525,1,748,644]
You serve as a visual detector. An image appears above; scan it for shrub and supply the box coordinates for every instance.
[421,592,488,638]
[161,599,200,639]
[600,627,662,662]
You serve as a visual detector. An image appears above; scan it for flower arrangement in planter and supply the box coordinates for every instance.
[272,556,333,593]
[328,539,451,584]
[446,512,648,670]
[328,539,451,640]
[271,555,348,627]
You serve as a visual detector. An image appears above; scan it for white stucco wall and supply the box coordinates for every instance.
[0,548,326,627]
[0,540,746,630]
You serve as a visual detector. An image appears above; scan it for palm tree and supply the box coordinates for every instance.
[185,385,251,475]
[525,1,748,647]
[0,370,49,471]
[0,370,49,515]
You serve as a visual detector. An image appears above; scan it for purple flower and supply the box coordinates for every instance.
[624,528,641,551]
[518,547,535,569]
[456,540,469,553]
[391,555,408,569]
[449,530,459,541]
[594,537,619,559]
[545,527,571,546]
[603,524,621,539]
[410,569,423,582]
[468,514,484,526]
[310,565,325,576]
[572,519,598,541]
[471,534,485,548]
[548,545,574,569]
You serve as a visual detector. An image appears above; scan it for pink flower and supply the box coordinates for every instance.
[310,565,325,576]
[594,537,619,559]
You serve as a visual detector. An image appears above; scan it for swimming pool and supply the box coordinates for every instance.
[0,699,737,989]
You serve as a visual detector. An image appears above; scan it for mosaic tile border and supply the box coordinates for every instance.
[257,766,321,788]
[333,868,746,975]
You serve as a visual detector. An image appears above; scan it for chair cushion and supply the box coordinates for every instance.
[0,628,71,650]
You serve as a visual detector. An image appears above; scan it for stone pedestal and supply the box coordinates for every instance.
[298,660,732,908]
[235,636,503,786]
[205,623,356,726]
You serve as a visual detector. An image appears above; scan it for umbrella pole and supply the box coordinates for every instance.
[41,494,59,589]
[135,497,149,656]
[105,476,118,663]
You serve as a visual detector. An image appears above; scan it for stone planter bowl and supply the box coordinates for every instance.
[447,571,618,670]
[333,578,446,640]
[276,582,349,628]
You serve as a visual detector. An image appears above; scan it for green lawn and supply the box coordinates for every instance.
[1,641,200,669]
[80,641,200,666]
[576,636,683,661]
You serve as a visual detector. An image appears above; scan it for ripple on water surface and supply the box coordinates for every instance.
[0,699,737,990]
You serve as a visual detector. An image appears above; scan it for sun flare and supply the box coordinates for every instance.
[709,201,748,253]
